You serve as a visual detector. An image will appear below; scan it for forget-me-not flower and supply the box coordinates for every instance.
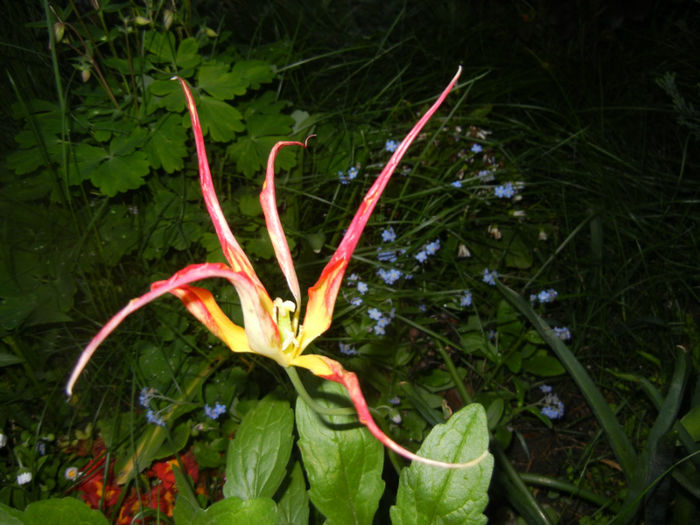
[204,402,227,420]
[385,140,398,152]
[451,180,462,188]
[350,296,363,307]
[146,409,166,427]
[459,290,473,307]
[494,182,515,198]
[381,227,397,243]
[357,281,369,295]
[553,326,572,341]
[471,143,483,154]
[482,268,498,286]
[339,342,358,356]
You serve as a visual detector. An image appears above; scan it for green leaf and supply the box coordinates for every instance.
[148,79,187,113]
[681,404,700,441]
[197,96,244,142]
[192,497,278,525]
[296,381,385,525]
[145,31,176,63]
[145,113,188,173]
[17,498,109,524]
[522,354,566,377]
[390,404,493,525]
[232,60,275,89]
[276,461,309,525]
[198,63,246,100]
[176,38,200,69]
[0,351,24,367]
[223,395,294,500]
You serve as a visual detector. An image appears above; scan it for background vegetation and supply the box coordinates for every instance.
[1,0,698,523]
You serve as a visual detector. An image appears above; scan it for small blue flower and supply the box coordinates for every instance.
[425,239,441,255]
[389,396,401,405]
[553,326,572,340]
[377,268,402,285]
[390,413,402,424]
[482,268,498,286]
[338,166,359,185]
[347,273,359,282]
[146,409,165,427]
[417,303,427,312]
[540,392,565,420]
[415,250,428,263]
[459,290,473,307]
[204,402,227,420]
[494,182,515,198]
[377,249,397,262]
[537,289,558,303]
[451,180,462,188]
[339,342,358,356]
[471,143,483,154]
[368,307,383,321]
[373,325,386,335]
[539,384,552,393]
[385,140,398,152]
[357,281,369,295]
[139,387,154,408]
[381,227,397,243]
[350,296,363,307]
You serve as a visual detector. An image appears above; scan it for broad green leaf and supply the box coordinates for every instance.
[276,461,309,525]
[296,381,385,525]
[227,108,296,177]
[197,96,244,141]
[239,193,262,216]
[145,113,188,173]
[145,31,176,63]
[176,37,200,69]
[89,150,151,196]
[390,404,493,525]
[172,459,201,524]
[18,498,109,524]
[148,79,187,112]
[224,396,294,500]
[193,497,278,525]
[522,353,566,377]
[232,60,275,89]
[198,63,246,100]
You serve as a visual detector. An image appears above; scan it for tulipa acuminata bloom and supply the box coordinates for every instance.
[67,67,483,468]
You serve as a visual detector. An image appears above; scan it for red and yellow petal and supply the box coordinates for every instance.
[66,263,277,396]
[312,354,481,468]
[301,68,462,348]
[169,285,250,353]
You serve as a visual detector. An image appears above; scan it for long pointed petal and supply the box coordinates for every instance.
[312,355,487,469]
[168,285,250,353]
[260,139,309,305]
[301,68,462,349]
[176,78,264,286]
[66,263,278,396]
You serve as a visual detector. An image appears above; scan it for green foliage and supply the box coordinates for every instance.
[390,404,493,525]
[0,498,108,525]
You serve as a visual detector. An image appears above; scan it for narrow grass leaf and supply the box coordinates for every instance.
[496,281,637,479]
[390,404,493,525]
[295,381,385,525]
[223,396,294,500]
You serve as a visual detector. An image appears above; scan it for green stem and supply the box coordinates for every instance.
[285,367,357,416]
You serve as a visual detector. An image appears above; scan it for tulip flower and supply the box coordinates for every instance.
[67,67,480,468]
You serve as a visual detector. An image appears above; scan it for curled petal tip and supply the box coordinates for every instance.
[316,357,487,469]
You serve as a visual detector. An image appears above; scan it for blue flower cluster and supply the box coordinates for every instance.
[139,386,155,408]
[338,166,359,184]
[339,342,358,356]
[415,239,441,263]
[530,288,558,304]
[494,182,515,198]
[385,140,398,152]
[539,384,565,420]
[482,268,498,286]
[471,143,483,154]
[381,227,397,243]
[146,409,165,427]
[451,180,462,188]
[553,326,572,341]
[367,306,396,335]
[204,402,227,420]
[459,290,473,307]
[377,267,402,285]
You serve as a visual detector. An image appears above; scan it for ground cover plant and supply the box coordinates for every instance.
[1,0,699,523]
